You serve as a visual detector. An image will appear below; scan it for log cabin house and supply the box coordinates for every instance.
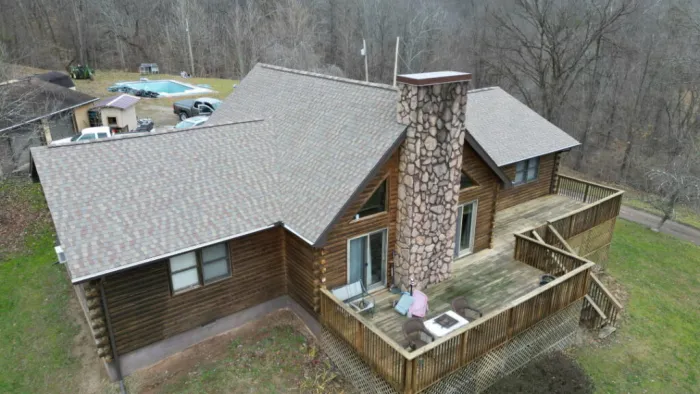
[30,64,623,393]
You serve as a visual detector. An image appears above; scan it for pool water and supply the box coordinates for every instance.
[112,80,214,97]
[118,80,193,94]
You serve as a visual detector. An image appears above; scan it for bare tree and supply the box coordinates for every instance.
[647,164,700,230]
[488,0,635,124]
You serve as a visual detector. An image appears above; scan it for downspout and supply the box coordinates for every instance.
[99,278,127,394]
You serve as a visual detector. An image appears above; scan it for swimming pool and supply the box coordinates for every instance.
[112,80,213,97]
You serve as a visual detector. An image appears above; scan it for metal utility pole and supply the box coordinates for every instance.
[393,37,400,87]
[362,39,368,82]
[185,16,195,77]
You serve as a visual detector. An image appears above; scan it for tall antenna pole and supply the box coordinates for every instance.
[393,37,400,87]
[362,39,369,82]
[185,13,195,77]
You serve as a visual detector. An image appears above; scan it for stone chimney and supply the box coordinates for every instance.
[394,71,471,290]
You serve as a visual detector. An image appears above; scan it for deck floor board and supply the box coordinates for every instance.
[360,195,585,349]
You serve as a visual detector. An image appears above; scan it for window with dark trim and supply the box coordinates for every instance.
[169,242,231,293]
[514,157,539,185]
[356,179,387,219]
[460,171,475,189]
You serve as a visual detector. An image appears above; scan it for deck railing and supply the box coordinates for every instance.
[320,241,594,393]
[551,175,624,240]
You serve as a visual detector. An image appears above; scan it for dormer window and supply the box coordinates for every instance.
[356,180,387,219]
[460,171,475,189]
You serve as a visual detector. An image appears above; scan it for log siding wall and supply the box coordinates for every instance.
[496,153,559,211]
[458,144,500,253]
[323,151,399,290]
[103,228,286,354]
[285,230,318,315]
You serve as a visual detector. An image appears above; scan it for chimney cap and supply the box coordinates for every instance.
[396,71,472,86]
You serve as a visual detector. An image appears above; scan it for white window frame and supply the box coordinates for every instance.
[346,228,388,291]
[514,157,540,185]
[455,200,478,257]
[168,242,231,295]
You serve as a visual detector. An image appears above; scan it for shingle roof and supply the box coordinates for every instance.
[32,68,580,283]
[32,64,406,282]
[93,94,140,109]
[0,78,97,132]
[31,120,279,281]
[466,87,580,167]
[209,64,406,245]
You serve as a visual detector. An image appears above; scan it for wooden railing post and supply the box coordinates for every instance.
[404,358,417,394]
[355,319,364,352]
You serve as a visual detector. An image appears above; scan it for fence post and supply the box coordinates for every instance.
[583,184,590,203]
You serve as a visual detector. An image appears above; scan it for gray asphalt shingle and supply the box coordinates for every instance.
[32,67,579,282]
[466,87,580,166]
[32,64,406,282]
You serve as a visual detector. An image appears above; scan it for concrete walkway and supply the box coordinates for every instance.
[619,206,700,246]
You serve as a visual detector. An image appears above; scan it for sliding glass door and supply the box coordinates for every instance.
[455,201,478,257]
[348,229,387,290]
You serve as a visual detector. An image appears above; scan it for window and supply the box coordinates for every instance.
[356,180,387,219]
[514,157,539,185]
[107,117,118,126]
[169,242,231,293]
[460,171,475,189]
[170,252,199,292]
[348,228,387,289]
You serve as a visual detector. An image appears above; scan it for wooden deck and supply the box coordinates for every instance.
[365,194,586,348]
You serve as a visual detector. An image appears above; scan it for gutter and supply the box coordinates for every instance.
[99,278,127,394]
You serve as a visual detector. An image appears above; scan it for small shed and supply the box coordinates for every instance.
[88,94,141,133]
[139,63,160,74]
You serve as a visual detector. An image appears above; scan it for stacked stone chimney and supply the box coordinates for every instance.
[394,71,471,290]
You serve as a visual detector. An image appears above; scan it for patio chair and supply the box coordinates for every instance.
[408,289,429,318]
[451,296,483,321]
[403,318,434,351]
[331,281,375,316]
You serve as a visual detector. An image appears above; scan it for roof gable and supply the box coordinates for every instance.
[466,87,579,167]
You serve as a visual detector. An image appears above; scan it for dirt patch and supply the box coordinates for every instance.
[0,180,52,260]
[129,309,352,394]
[484,351,594,394]
[66,294,111,393]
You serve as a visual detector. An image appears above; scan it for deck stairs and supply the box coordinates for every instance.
[528,229,623,330]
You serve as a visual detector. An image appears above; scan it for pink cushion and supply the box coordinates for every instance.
[408,290,428,318]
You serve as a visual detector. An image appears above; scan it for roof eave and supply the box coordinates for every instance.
[495,143,580,168]
[464,132,513,189]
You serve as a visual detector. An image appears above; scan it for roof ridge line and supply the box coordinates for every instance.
[259,64,397,92]
[47,118,265,149]
[467,86,500,94]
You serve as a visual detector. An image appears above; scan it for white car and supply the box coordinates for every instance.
[174,116,208,129]
[51,126,112,145]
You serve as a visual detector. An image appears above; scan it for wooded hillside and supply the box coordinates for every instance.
[1,0,699,203]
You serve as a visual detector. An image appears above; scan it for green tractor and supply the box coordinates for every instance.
[68,64,94,80]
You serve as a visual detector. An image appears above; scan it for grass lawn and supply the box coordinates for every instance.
[126,317,348,394]
[73,70,238,127]
[575,219,699,393]
[0,182,83,393]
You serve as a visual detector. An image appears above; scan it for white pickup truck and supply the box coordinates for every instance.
[51,126,113,146]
